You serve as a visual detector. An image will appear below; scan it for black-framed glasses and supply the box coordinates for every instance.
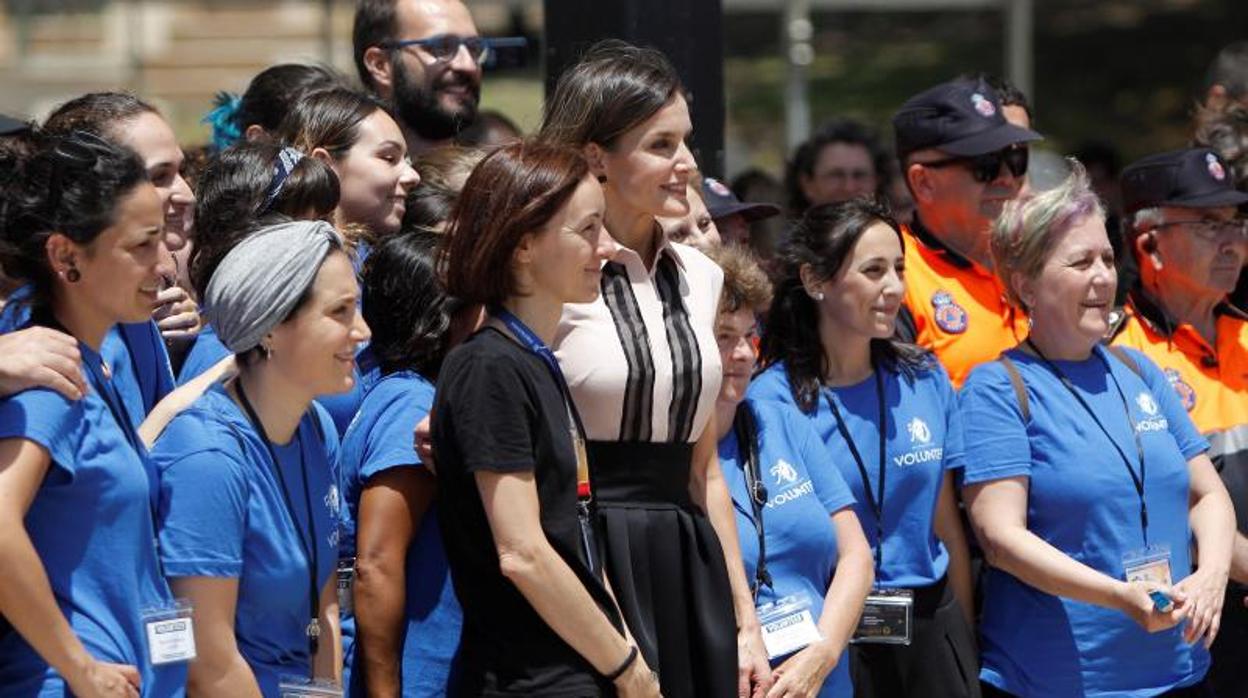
[382,34,526,65]
[1151,218,1248,242]
[917,145,1029,184]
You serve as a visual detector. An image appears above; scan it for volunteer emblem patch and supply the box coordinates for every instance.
[1164,368,1197,411]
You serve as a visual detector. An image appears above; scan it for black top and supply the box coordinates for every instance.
[433,327,621,697]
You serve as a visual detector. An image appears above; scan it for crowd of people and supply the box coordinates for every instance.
[0,1,1247,697]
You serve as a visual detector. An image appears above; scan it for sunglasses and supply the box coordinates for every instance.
[917,146,1029,184]
[382,34,526,66]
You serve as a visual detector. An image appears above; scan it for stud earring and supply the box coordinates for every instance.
[597,174,607,184]
[812,291,825,301]
[66,267,81,283]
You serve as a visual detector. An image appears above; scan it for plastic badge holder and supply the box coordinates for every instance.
[279,676,344,698]
[337,557,355,616]
[757,593,823,660]
[852,588,913,646]
[141,599,197,665]
[1123,544,1173,587]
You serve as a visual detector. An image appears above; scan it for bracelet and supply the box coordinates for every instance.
[604,645,639,682]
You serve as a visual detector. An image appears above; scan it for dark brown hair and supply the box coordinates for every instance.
[441,140,589,305]
[277,87,393,160]
[538,40,684,150]
[43,92,159,141]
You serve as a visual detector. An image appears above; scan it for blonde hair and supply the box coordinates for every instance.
[990,160,1105,309]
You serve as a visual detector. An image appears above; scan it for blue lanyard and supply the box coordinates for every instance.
[490,306,587,440]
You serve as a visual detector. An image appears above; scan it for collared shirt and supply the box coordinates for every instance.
[554,233,723,443]
[899,219,1028,388]
[1111,287,1248,532]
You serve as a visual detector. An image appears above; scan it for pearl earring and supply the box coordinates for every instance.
[812,291,825,301]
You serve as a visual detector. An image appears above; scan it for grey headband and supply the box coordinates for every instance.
[205,219,341,353]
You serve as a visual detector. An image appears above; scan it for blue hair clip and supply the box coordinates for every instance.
[202,92,243,152]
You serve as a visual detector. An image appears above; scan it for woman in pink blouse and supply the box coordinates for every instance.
[539,40,772,698]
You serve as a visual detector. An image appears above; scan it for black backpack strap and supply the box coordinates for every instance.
[999,355,1030,423]
[1105,345,1143,379]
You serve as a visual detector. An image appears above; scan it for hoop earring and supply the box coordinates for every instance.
[262,344,273,360]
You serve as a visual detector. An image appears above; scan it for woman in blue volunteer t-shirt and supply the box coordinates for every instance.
[0,133,186,696]
[960,164,1234,698]
[708,244,873,698]
[150,220,371,697]
[751,199,980,698]
[338,232,462,696]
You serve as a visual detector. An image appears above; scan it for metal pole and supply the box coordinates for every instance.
[783,0,813,152]
[1003,0,1033,103]
[321,0,335,65]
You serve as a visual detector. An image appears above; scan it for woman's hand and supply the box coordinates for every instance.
[614,653,662,698]
[738,626,774,698]
[66,659,141,698]
[765,641,836,698]
[0,326,85,400]
[1173,565,1228,647]
[1116,580,1189,633]
[154,285,202,341]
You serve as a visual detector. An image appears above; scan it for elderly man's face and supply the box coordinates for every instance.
[388,0,482,141]
[1149,205,1248,296]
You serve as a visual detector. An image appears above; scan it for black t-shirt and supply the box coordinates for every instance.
[432,327,621,697]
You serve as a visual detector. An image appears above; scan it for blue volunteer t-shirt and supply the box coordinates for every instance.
[0,343,185,697]
[339,369,462,697]
[720,399,857,698]
[748,360,964,588]
[0,293,173,427]
[176,323,230,386]
[960,345,1210,697]
[151,384,340,697]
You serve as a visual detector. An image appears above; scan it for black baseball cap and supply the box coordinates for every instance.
[892,77,1042,161]
[701,176,780,222]
[1120,147,1248,214]
[0,114,30,136]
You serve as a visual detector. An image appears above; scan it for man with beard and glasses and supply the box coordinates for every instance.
[354,0,483,154]
[891,76,1043,387]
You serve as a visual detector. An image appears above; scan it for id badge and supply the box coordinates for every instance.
[757,593,823,660]
[1123,544,1172,586]
[852,588,913,645]
[279,676,344,698]
[141,600,196,666]
[336,557,355,616]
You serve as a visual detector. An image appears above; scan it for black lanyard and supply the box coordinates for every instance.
[1026,340,1150,546]
[733,404,772,601]
[235,380,321,660]
[823,368,887,577]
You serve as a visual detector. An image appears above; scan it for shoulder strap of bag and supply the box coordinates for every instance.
[999,355,1030,423]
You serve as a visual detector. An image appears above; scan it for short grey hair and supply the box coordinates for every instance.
[990,159,1106,309]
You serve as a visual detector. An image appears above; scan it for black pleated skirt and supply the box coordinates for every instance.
[587,440,737,698]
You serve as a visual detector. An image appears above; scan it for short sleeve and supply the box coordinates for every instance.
[958,362,1033,485]
[786,404,856,514]
[932,366,967,472]
[0,388,81,476]
[360,380,433,481]
[440,352,538,473]
[154,415,249,578]
[1121,347,1208,460]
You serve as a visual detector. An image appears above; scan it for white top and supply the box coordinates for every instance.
[554,236,723,444]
